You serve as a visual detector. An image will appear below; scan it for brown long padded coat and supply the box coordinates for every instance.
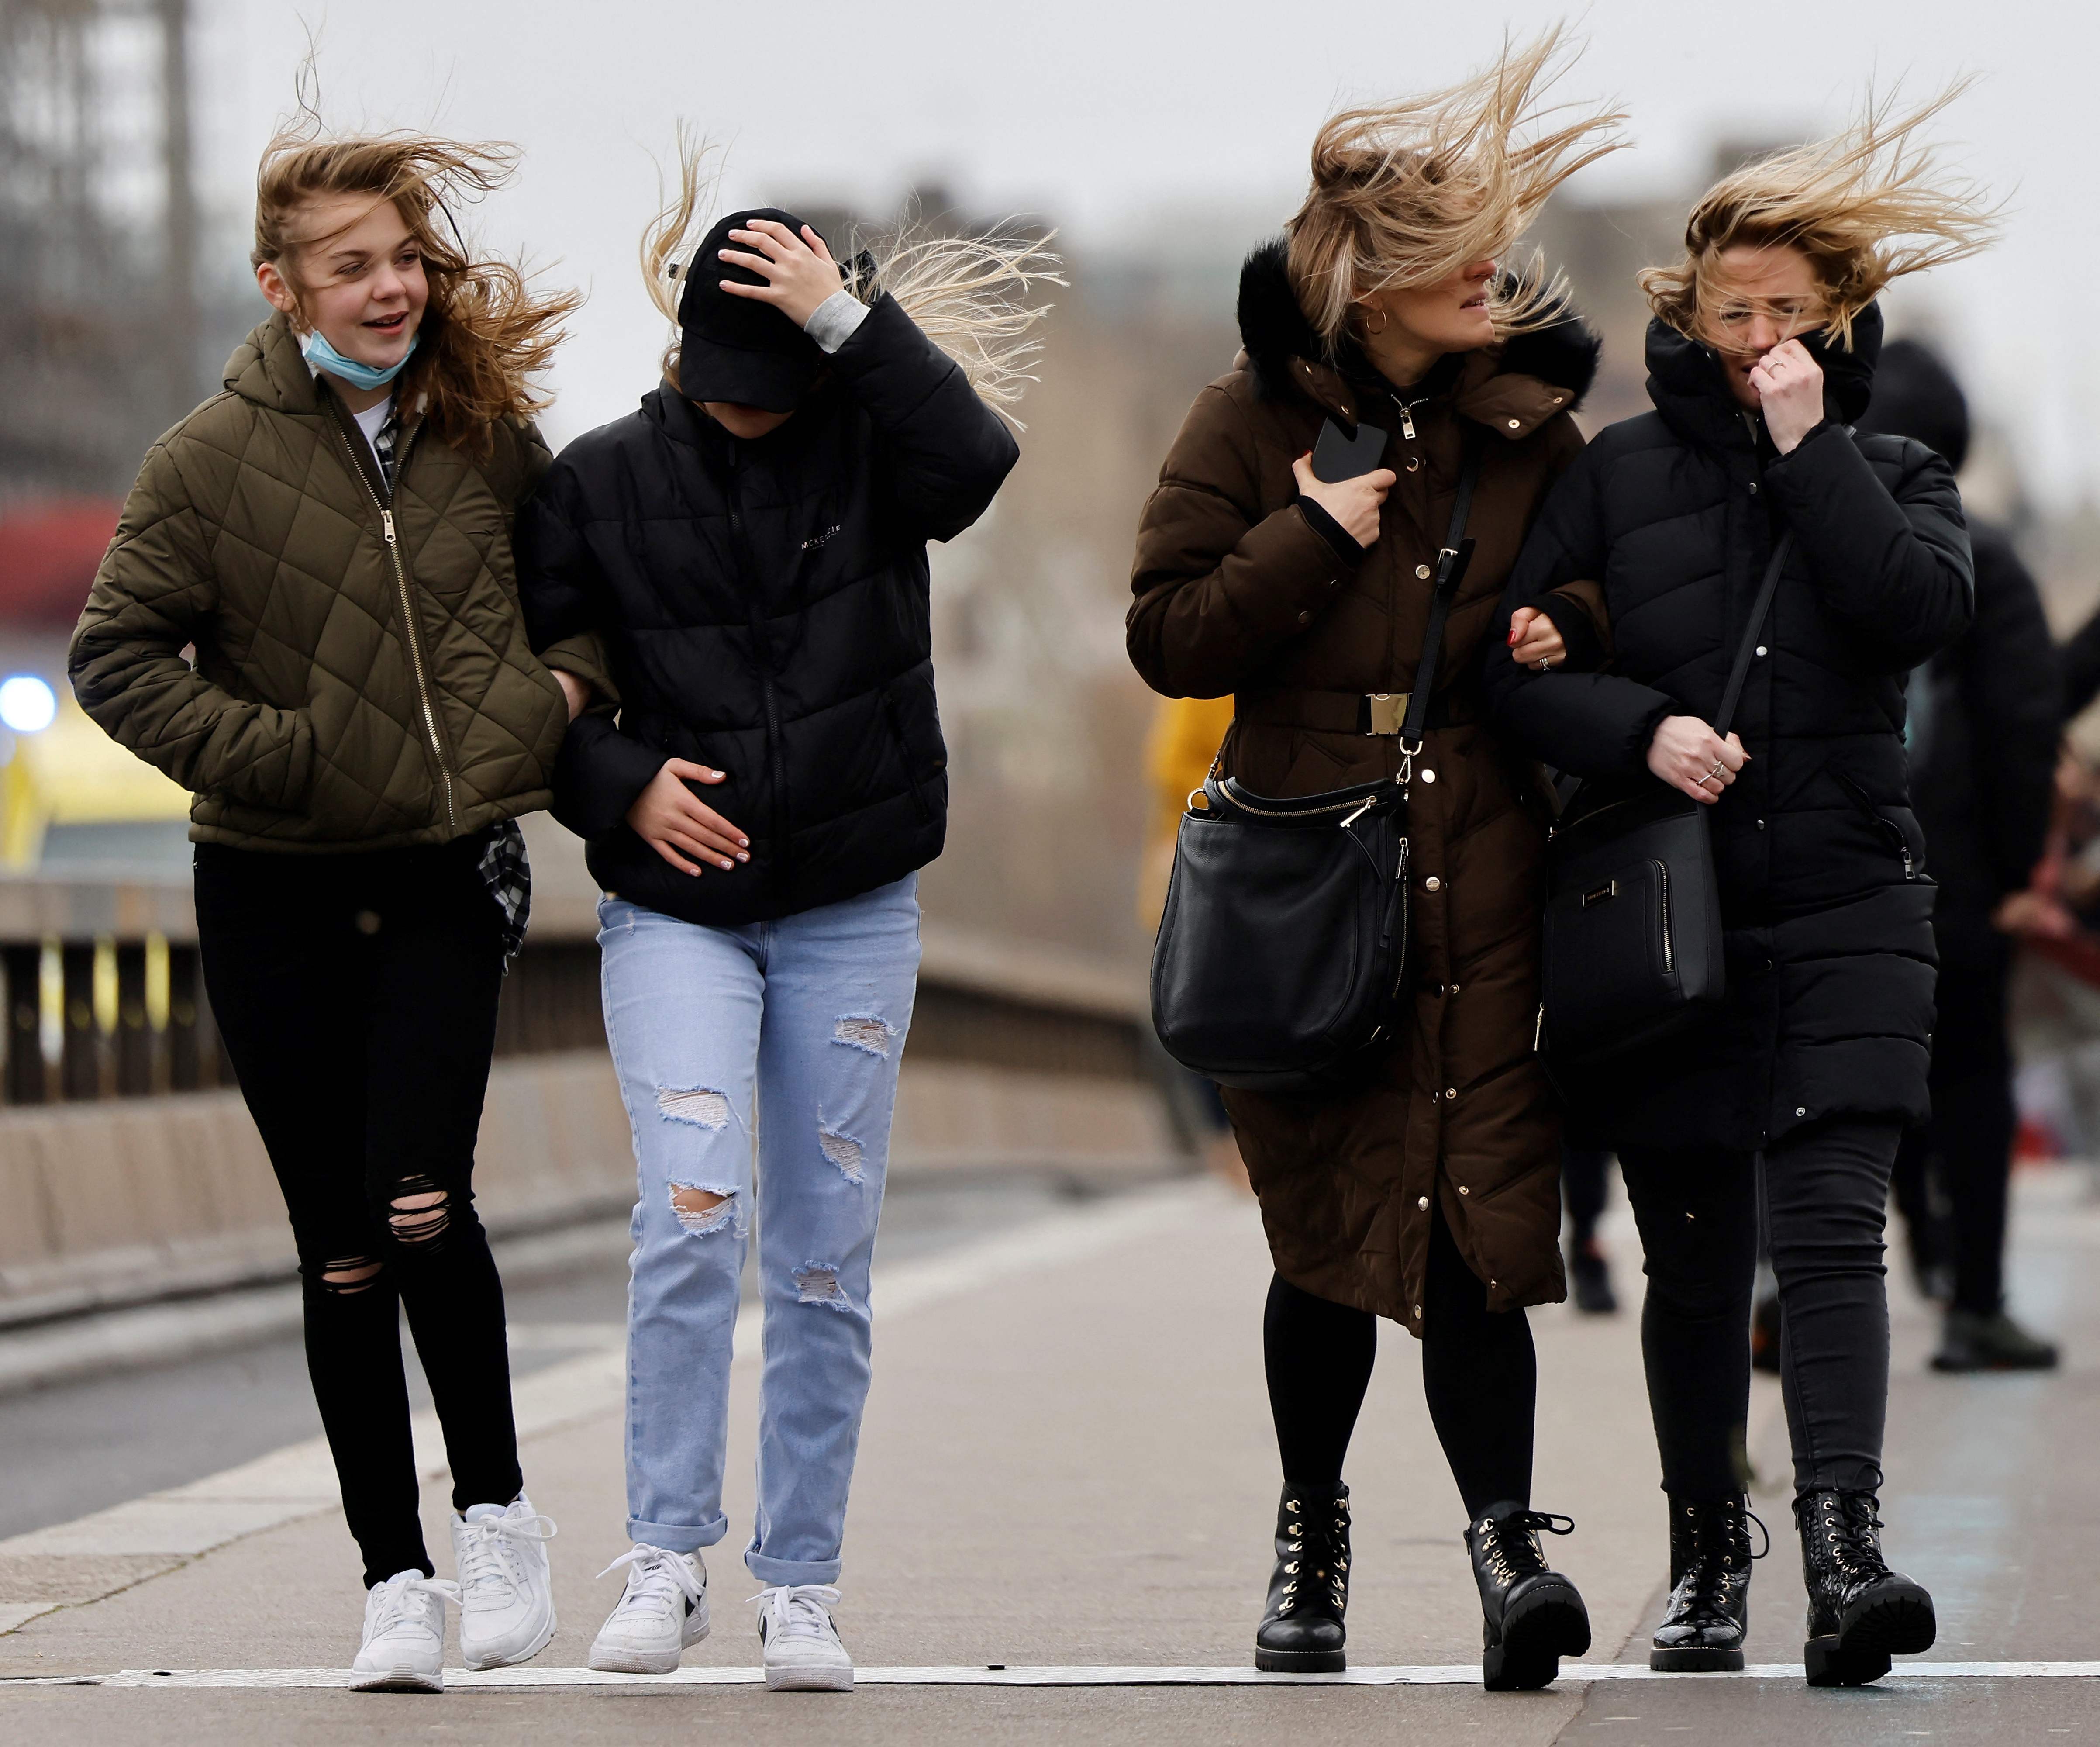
[1127,241,1600,1332]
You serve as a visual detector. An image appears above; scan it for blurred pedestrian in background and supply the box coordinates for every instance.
[1562,1146,1619,1313]
[1128,31,1622,1691]
[69,108,600,1689]
[517,145,1047,1692]
[1855,339,2062,1373]
[1489,92,1994,1685]
[1139,694,1245,1186]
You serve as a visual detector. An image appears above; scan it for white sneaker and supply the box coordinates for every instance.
[450,1495,559,1671]
[350,1569,455,1693]
[753,1583,854,1692]
[588,1544,711,1673]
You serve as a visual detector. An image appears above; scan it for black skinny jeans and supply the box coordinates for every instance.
[196,836,521,1588]
[1619,1118,1901,1502]
[1265,1207,1537,1519]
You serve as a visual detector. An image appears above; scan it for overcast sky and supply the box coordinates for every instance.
[189,0,2085,503]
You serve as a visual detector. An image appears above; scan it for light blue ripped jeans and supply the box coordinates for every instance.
[597,874,921,1585]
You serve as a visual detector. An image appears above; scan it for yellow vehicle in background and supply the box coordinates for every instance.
[0,676,190,873]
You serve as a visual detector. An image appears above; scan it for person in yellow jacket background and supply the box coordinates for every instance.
[1138,694,1245,1189]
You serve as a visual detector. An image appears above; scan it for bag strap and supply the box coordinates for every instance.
[1398,434,1486,756]
[1713,530,1795,738]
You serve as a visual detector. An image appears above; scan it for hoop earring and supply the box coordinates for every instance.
[1366,307,1387,336]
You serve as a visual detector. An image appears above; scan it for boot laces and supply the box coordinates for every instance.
[1476,1511,1574,1584]
[1276,1493,1349,1615]
[1801,1491,1894,1583]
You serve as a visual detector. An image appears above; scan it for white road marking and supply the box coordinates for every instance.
[9,1661,2100,1690]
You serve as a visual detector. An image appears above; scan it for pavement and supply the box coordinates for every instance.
[0,1161,2096,1745]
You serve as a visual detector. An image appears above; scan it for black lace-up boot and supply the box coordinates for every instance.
[1795,1489,1936,1686]
[1254,1483,1351,1672]
[1464,1504,1591,1691]
[1651,1495,1758,1671]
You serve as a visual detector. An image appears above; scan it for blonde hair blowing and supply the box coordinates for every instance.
[254,79,579,459]
[1286,26,1627,350]
[640,131,1064,426]
[1639,82,2002,350]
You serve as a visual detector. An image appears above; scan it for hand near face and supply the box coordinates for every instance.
[717,220,847,329]
[1750,338,1825,454]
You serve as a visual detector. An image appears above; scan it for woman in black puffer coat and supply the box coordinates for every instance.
[1485,100,1993,1689]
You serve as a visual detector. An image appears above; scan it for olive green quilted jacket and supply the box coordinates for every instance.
[70,314,610,851]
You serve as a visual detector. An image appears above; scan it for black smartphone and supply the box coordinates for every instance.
[1310,418,1390,483]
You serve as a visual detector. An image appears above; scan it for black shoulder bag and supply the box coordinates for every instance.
[1538,531,1793,1070]
[1148,442,1482,1094]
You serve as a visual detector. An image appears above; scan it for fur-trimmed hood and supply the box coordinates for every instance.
[1234,235,1601,423]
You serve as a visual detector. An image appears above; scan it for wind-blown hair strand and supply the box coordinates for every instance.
[1638,81,2002,349]
[1285,26,1627,351]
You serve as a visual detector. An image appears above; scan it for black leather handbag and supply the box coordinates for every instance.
[1538,532,1793,1069]
[1149,445,1481,1094]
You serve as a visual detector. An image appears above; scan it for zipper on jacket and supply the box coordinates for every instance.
[725,450,793,882]
[1654,859,1676,973]
[882,690,934,824]
[323,395,459,835]
[1831,769,1918,880]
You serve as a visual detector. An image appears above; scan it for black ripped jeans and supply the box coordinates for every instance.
[1265,1206,1537,1518]
[1618,1118,1900,1502]
[196,836,521,1588]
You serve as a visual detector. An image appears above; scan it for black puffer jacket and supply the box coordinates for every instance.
[1485,307,1974,1152]
[516,295,1018,925]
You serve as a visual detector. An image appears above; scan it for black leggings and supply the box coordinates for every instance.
[1619,1117,1900,1501]
[1264,1208,1537,1518]
[196,836,521,1588]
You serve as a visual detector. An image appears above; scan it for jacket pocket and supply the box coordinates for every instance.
[1831,769,1919,881]
[882,687,934,823]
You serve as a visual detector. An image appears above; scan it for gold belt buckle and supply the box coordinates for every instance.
[1366,692,1410,735]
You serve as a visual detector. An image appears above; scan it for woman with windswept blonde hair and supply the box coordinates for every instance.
[1489,86,1995,1686]
[514,138,1055,1691]
[70,88,604,1690]
[1128,30,1623,1689]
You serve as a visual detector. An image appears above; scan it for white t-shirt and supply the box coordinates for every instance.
[351,396,393,466]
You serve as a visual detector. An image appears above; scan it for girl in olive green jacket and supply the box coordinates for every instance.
[70,118,603,1691]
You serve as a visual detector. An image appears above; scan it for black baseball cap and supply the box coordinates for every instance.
[677,207,831,411]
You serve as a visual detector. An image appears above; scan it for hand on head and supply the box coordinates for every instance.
[717,218,845,329]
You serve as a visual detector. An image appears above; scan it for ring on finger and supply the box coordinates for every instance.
[1706,760,1727,780]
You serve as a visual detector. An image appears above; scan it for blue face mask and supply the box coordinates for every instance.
[302,326,419,391]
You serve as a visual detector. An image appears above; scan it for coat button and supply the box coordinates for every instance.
[1424,876,1441,891]
[1297,611,1310,625]
[1448,982,1460,994]
[1406,456,1422,472]
[1796,1106,1808,1117]
[1457,1184,1470,1196]
[1748,481,1759,494]
[1444,1087,1457,1100]
[1506,418,1521,430]
[1418,1195,1430,1209]
[1421,769,1437,784]
[1756,818,1766,830]
[1755,645,1768,657]
[1415,1305,1423,1318]
[1415,564,1431,579]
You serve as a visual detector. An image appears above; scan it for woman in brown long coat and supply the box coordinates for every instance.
[1126,38,1622,1690]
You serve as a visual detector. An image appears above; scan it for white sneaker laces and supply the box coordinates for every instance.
[751,1583,842,1643]
[369,1571,458,1637]
[456,1510,557,1600]
[597,1545,705,1620]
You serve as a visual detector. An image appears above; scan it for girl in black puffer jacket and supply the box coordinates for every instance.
[1486,93,1994,1688]
[516,153,1051,1688]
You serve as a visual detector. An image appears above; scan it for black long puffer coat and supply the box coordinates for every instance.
[1484,306,1974,1153]
[515,295,1018,926]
